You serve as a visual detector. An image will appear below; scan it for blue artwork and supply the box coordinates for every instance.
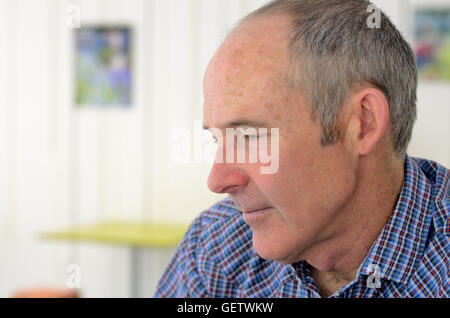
[415,9,450,81]
[75,27,132,106]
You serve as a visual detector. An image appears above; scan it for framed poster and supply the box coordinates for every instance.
[414,8,450,81]
[75,26,133,107]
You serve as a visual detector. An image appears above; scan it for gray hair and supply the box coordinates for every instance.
[239,0,417,157]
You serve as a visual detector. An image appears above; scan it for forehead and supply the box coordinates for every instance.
[203,16,292,128]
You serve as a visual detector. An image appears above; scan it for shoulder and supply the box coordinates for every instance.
[192,197,245,232]
[155,197,259,297]
[407,228,450,297]
[411,157,449,235]
[408,157,450,297]
[190,197,256,282]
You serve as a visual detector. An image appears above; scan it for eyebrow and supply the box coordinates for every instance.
[203,119,270,130]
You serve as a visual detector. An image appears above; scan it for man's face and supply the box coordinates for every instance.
[203,16,358,265]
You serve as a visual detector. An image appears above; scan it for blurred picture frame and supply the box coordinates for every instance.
[413,7,450,81]
[75,25,133,107]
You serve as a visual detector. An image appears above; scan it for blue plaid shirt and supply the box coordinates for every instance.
[155,156,449,297]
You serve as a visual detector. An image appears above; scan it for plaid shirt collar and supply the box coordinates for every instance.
[356,155,435,284]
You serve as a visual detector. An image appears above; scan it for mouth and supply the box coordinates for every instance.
[241,207,272,224]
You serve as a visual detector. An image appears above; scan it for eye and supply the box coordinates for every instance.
[247,134,259,142]
[204,129,219,144]
[236,127,259,140]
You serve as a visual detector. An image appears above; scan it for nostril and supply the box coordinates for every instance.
[220,185,242,194]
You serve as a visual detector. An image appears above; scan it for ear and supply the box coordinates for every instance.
[343,88,389,155]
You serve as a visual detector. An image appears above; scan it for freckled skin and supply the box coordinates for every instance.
[203,14,404,295]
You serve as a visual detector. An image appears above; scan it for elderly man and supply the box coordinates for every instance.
[155,0,449,298]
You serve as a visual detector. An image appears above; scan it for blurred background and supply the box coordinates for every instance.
[0,0,448,298]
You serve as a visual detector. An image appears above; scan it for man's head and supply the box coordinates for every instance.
[203,0,417,266]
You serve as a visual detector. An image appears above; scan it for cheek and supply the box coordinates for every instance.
[258,140,356,222]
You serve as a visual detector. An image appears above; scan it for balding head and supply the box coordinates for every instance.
[204,14,292,113]
[222,0,417,157]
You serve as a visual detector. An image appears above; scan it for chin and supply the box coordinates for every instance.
[252,233,303,265]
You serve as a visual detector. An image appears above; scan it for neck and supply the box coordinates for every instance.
[306,153,405,296]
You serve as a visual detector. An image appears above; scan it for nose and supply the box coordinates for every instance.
[207,162,249,194]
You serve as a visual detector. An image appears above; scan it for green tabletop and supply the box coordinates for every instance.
[41,221,189,248]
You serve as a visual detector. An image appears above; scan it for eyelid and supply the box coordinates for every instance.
[207,127,270,143]
[210,133,219,144]
[236,127,259,136]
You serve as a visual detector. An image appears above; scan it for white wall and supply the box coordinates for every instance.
[0,0,268,298]
[373,0,450,165]
[0,0,448,298]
